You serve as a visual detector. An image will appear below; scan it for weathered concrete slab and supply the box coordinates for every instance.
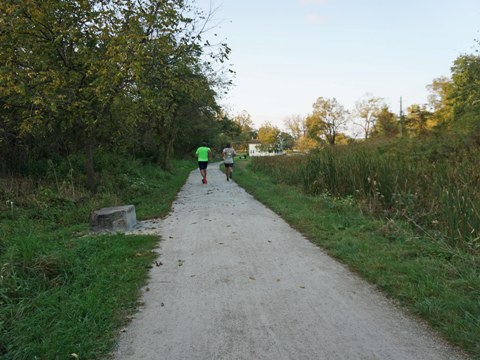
[90,205,137,233]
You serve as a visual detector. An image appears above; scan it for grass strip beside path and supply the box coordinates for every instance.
[233,160,479,359]
[0,160,194,359]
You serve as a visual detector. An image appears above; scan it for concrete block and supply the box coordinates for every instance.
[90,205,137,233]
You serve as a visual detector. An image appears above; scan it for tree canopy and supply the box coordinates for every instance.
[448,52,480,135]
[0,0,232,190]
[306,97,348,146]
[257,122,280,151]
[354,94,385,140]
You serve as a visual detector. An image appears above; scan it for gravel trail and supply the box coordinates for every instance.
[114,163,468,360]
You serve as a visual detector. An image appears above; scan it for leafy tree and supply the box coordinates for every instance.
[0,0,136,189]
[448,51,480,136]
[279,131,295,150]
[406,104,433,136]
[450,53,480,114]
[306,97,348,145]
[283,115,320,150]
[257,122,280,152]
[283,114,306,141]
[354,94,385,139]
[372,106,400,138]
[218,113,242,139]
[125,1,230,169]
[334,132,351,145]
[295,135,317,152]
[233,110,254,133]
[426,76,453,127]
[427,76,451,112]
[232,110,257,148]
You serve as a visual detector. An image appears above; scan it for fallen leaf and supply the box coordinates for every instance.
[155,261,163,267]
[249,276,256,281]
[300,285,305,289]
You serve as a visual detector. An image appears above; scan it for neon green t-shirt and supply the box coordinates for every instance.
[196,146,210,162]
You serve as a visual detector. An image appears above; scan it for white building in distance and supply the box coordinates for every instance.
[248,141,283,157]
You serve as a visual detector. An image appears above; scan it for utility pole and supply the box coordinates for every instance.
[399,96,405,137]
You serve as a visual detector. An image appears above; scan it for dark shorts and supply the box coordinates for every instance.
[198,161,208,170]
[224,163,234,168]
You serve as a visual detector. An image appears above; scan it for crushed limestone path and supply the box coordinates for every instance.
[114,163,468,360]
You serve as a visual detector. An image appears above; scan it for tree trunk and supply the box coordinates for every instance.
[156,115,165,167]
[85,139,95,194]
[160,134,175,170]
[157,111,178,170]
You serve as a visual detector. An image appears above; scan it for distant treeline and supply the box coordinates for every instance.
[260,42,480,154]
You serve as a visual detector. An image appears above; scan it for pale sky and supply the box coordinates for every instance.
[195,0,480,130]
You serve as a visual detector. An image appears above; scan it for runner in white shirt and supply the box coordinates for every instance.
[222,143,236,181]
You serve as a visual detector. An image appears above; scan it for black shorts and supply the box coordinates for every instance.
[198,161,208,170]
[224,163,234,168]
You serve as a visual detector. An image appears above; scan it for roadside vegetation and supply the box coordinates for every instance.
[233,139,479,358]
[1,0,479,358]
[254,134,479,252]
[0,155,194,359]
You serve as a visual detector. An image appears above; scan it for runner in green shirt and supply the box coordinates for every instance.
[195,142,212,184]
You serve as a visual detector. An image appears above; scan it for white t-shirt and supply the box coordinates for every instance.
[222,148,236,164]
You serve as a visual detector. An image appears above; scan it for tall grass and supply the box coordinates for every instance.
[251,138,480,251]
